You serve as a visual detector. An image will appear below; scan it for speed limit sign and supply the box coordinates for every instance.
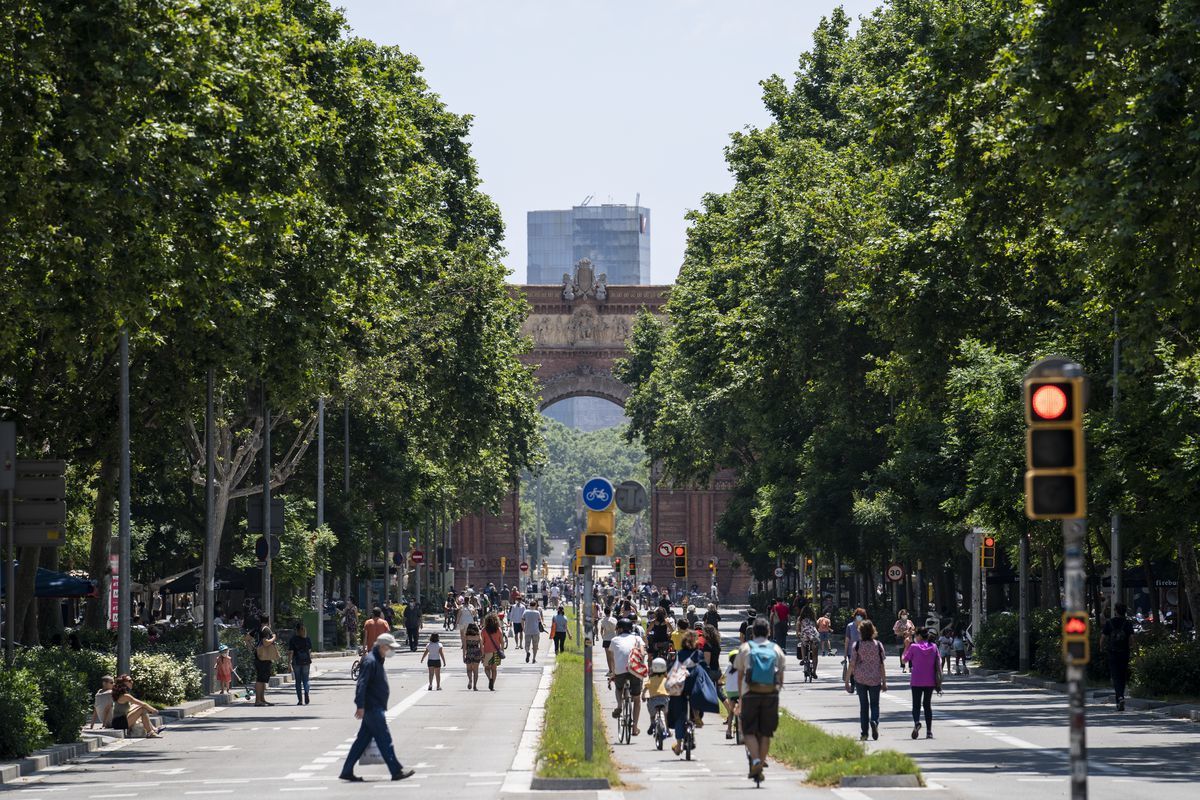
[886,562,905,582]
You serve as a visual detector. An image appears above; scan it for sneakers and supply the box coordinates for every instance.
[870,721,879,740]
[526,652,530,663]
[860,733,868,741]
[1117,698,1125,711]
[612,708,621,719]
[926,731,934,739]
[672,741,683,755]
[912,723,921,740]
[391,769,415,781]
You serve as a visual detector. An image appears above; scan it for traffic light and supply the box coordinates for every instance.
[674,544,688,579]
[582,509,614,557]
[1025,375,1086,519]
[980,535,996,570]
[614,557,622,573]
[500,556,507,573]
[806,557,813,567]
[1061,611,1090,665]
[628,556,636,576]
[573,548,585,576]
[707,559,715,572]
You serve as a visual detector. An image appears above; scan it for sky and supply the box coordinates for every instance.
[336,1,882,284]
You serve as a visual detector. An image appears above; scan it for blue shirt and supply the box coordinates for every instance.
[354,647,390,711]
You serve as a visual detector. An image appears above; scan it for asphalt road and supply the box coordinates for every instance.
[3,608,1195,800]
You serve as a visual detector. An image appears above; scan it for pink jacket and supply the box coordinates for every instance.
[903,640,941,688]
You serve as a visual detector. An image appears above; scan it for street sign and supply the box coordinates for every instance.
[411,549,425,564]
[0,422,15,491]
[615,480,648,514]
[886,562,905,582]
[581,477,614,512]
[254,535,281,561]
[657,541,673,558]
[964,530,980,555]
[246,496,284,534]
[519,561,529,572]
[774,567,785,578]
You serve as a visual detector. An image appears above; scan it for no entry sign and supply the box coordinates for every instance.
[410,550,425,565]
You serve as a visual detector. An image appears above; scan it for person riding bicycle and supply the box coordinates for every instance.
[667,629,703,756]
[648,607,672,660]
[797,606,820,678]
[443,593,456,631]
[609,618,646,736]
[643,657,670,739]
[738,617,785,782]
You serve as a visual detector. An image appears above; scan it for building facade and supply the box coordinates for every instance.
[527,203,651,286]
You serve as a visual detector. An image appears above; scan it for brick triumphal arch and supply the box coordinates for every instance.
[450,260,751,597]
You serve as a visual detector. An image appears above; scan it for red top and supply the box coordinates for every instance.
[482,628,503,654]
[772,602,790,623]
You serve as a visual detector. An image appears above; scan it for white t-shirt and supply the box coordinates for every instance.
[609,633,645,675]
[549,585,561,602]
[425,642,445,662]
[511,603,527,624]
[457,606,474,628]
[600,615,618,642]
[523,607,543,635]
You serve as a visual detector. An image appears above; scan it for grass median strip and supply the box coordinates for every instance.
[535,614,619,784]
[770,710,922,786]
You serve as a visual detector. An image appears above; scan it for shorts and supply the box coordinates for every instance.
[740,692,780,737]
[428,659,442,668]
[819,632,831,641]
[513,623,524,634]
[254,658,272,683]
[602,640,612,649]
[613,673,643,697]
[647,695,669,713]
[112,715,129,730]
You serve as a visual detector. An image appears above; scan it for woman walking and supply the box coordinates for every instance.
[551,606,571,654]
[462,622,483,690]
[482,613,505,691]
[893,610,915,673]
[844,619,887,740]
[902,627,942,738]
[289,621,313,705]
[250,615,278,707]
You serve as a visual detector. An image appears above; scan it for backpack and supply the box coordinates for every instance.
[747,640,778,687]
[627,641,649,679]
[665,652,694,696]
[1109,619,1130,650]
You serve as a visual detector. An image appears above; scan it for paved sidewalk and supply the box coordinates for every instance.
[589,639,830,797]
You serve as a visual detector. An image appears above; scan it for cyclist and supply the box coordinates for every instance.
[609,618,646,736]
[738,616,785,781]
[600,605,619,680]
[648,607,672,660]
[443,592,456,631]
[797,606,820,678]
[723,650,740,740]
[667,629,703,756]
[643,657,670,739]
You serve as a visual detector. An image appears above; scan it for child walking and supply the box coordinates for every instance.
[421,632,445,690]
[937,628,953,675]
[952,629,968,675]
[215,644,233,695]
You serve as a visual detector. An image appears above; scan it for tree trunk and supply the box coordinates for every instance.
[1176,532,1200,629]
[38,544,63,640]
[84,456,119,630]
[15,544,40,644]
[1039,545,1058,608]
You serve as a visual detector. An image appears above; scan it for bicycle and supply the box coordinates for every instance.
[617,682,634,745]
[799,640,817,683]
[681,715,695,760]
[651,705,669,750]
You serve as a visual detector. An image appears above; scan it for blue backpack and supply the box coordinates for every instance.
[748,641,778,686]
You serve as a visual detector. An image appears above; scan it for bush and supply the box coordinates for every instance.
[0,668,50,758]
[130,652,203,707]
[14,648,110,744]
[1132,639,1200,698]
[975,612,1020,669]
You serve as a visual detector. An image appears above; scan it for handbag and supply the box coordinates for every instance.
[628,643,649,678]
[690,661,721,714]
[665,654,691,696]
[360,741,385,766]
[256,639,280,662]
[488,631,506,661]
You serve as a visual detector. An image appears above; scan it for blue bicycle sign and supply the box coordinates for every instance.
[582,477,615,512]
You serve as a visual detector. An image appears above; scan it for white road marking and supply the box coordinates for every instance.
[89,795,139,799]
[465,782,502,786]
[310,757,339,764]
[278,789,325,793]
[499,662,554,794]
[184,792,235,796]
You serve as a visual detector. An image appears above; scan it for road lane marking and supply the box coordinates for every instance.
[279,789,324,793]
[89,795,139,798]
[184,792,235,796]
[499,662,554,794]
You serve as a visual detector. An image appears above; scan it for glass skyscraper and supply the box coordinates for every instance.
[526,203,650,285]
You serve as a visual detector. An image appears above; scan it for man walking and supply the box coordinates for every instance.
[339,633,414,782]
[522,600,543,663]
[737,617,785,783]
[364,607,390,653]
[1100,602,1135,711]
[402,599,422,652]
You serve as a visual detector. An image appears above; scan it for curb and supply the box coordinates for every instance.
[840,774,922,788]
[160,698,217,720]
[530,777,611,790]
[971,667,1197,721]
[0,735,113,785]
[311,650,357,660]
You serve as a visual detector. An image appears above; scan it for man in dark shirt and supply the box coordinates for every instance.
[739,609,757,643]
[402,599,422,652]
[1100,603,1135,711]
[339,633,414,782]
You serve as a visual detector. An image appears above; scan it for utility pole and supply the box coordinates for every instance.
[1110,310,1121,609]
[117,331,131,676]
[970,532,982,640]
[1019,532,1030,671]
[1064,517,1089,800]
[203,368,216,655]
[583,557,594,761]
[316,397,325,650]
[343,398,351,607]
[261,384,272,625]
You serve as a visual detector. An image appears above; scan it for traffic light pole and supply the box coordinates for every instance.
[1063,517,1088,800]
[582,557,594,761]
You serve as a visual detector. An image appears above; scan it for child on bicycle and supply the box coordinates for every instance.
[724,649,740,740]
[643,657,670,738]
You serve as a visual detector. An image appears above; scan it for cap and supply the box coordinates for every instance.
[374,633,398,649]
[218,644,229,652]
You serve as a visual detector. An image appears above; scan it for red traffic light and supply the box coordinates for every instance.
[1064,617,1087,635]
[1031,384,1069,420]
[983,536,995,548]
[674,545,686,557]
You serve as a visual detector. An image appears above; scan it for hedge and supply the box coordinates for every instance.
[0,668,50,758]
[131,652,203,707]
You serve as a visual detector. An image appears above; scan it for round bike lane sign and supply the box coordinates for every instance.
[582,476,615,512]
